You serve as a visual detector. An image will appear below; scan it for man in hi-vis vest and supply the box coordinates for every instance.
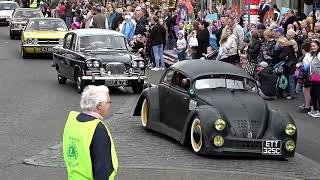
[63,85,118,180]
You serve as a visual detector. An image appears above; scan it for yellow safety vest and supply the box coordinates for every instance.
[29,0,37,8]
[63,111,118,180]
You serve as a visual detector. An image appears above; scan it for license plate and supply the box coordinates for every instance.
[105,80,128,86]
[262,140,281,155]
[40,47,53,52]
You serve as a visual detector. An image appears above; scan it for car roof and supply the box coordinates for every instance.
[69,29,125,37]
[0,1,18,3]
[15,8,40,11]
[29,17,62,21]
[170,60,255,81]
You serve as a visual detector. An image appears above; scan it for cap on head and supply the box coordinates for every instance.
[259,61,268,68]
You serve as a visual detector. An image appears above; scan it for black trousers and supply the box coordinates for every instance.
[311,82,320,111]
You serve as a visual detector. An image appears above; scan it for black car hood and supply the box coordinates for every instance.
[196,88,268,138]
[83,51,138,65]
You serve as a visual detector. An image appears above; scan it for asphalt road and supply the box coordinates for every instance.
[0,26,319,180]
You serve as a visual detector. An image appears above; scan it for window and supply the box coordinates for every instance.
[25,19,67,32]
[71,35,77,51]
[64,34,73,49]
[162,69,174,85]
[79,35,127,51]
[172,72,188,91]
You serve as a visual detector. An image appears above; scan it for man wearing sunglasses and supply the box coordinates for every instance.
[63,85,118,180]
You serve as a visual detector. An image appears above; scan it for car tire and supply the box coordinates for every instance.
[132,81,144,94]
[21,46,28,59]
[57,74,67,84]
[75,70,85,94]
[140,98,149,128]
[190,117,204,154]
[10,32,14,40]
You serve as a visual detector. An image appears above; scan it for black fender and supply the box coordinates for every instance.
[180,105,223,146]
[133,86,160,126]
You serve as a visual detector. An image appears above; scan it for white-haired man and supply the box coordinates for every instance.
[63,85,118,180]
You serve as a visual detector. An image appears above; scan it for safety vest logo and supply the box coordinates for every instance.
[67,142,79,167]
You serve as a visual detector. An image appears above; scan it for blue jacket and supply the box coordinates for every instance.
[121,20,135,41]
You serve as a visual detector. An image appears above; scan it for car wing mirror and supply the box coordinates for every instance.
[182,78,191,91]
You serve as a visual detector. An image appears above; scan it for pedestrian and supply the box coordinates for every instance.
[92,6,107,29]
[176,30,187,61]
[121,14,136,41]
[149,16,166,71]
[308,40,320,117]
[299,42,312,112]
[63,85,118,180]
[64,1,73,29]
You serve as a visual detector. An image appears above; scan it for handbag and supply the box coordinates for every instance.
[244,61,257,76]
[310,73,320,82]
[189,34,198,47]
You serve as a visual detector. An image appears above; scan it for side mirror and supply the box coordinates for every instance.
[181,78,190,91]
[143,82,152,89]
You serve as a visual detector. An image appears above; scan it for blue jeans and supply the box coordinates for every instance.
[152,44,164,68]
[288,74,296,97]
[178,50,186,61]
[65,16,72,29]
[166,38,175,50]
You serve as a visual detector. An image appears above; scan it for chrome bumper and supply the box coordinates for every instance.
[82,74,147,82]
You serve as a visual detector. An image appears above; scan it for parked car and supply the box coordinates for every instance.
[21,17,67,58]
[52,29,147,93]
[133,60,297,159]
[9,8,43,39]
[0,1,19,25]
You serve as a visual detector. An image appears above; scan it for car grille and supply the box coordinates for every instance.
[234,119,262,139]
[104,63,126,75]
[38,39,60,45]
[224,139,262,152]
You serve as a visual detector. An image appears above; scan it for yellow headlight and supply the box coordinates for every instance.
[213,135,224,147]
[214,119,226,131]
[285,123,296,136]
[285,140,295,152]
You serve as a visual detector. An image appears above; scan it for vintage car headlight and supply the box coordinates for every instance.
[213,135,224,147]
[138,61,145,68]
[131,61,138,68]
[285,140,295,152]
[59,38,64,45]
[86,60,93,68]
[92,60,101,68]
[214,119,226,131]
[285,123,296,136]
[27,38,38,45]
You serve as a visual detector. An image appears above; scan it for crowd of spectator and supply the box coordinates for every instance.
[40,0,320,118]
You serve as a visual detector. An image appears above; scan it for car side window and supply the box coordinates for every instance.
[71,35,76,51]
[162,69,174,85]
[172,72,188,91]
[64,34,73,49]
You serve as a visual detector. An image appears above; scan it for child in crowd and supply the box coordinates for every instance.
[176,30,187,61]
[202,46,216,60]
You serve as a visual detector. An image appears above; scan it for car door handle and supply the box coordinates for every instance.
[184,97,188,100]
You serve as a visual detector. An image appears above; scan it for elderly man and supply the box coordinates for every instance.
[63,85,118,180]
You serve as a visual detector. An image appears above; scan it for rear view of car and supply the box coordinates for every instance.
[9,8,43,39]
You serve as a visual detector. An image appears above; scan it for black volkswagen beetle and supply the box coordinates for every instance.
[52,29,146,93]
[134,60,297,159]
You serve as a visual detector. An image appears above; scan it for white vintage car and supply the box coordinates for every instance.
[0,1,19,25]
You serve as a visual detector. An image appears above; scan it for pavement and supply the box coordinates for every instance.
[0,26,320,180]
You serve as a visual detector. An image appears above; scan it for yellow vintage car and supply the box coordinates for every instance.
[21,17,68,58]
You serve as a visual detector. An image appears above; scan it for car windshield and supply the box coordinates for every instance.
[79,35,127,51]
[26,19,67,31]
[13,10,43,19]
[194,75,258,93]
[0,3,18,10]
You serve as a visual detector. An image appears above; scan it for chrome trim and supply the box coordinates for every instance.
[82,75,147,81]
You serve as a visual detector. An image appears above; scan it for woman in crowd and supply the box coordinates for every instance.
[308,40,320,117]
[216,27,237,63]
[248,32,262,64]
[257,30,276,65]
[279,38,298,100]
[195,20,210,59]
